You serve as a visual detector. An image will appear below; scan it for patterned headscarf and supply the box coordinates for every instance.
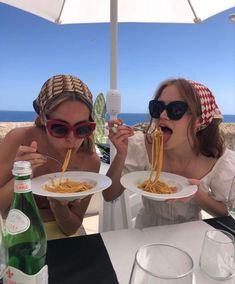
[33,75,93,115]
[188,80,223,130]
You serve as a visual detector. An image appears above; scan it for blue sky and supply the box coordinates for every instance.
[0,4,235,114]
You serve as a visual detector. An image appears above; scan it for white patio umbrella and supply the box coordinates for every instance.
[1,0,235,232]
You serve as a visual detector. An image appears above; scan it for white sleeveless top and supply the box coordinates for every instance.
[123,132,235,229]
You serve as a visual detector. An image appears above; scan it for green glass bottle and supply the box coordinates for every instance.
[4,161,47,280]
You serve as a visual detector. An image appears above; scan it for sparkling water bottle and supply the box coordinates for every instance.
[4,161,48,283]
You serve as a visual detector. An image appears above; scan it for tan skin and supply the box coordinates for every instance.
[0,100,100,235]
[103,85,227,217]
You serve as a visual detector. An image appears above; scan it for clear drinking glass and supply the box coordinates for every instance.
[129,243,194,284]
[199,229,235,281]
[226,176,235,219]
[0,214,7,280]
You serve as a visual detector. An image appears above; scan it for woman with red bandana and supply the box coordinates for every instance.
[103,78,235,228]
[0,75,100,237]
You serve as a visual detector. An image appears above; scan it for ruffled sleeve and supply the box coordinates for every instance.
[202,149,235,201]
[122,132,150,175]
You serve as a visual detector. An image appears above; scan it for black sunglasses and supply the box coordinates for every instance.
[149,100,188,120]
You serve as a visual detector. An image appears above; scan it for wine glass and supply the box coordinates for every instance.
[0,214,7,281]
[129,243,194,284]
[199,229,235,281]
[226,176,235,219]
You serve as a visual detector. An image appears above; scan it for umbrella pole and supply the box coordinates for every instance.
[110,0,117,90]
[101,0,127,233]
[107,0,121,162]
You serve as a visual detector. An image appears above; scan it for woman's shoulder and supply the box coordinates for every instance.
[3,125,35,144]
[2,126,47,153]
[217,148,235,166]
[128,131,145,148]
[77,150,101,172]
[203,149,235,200]
[208,148,235,176]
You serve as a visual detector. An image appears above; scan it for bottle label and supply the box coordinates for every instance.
[14,180,31,193]
[5,209,30,235]
[3,265,48,284]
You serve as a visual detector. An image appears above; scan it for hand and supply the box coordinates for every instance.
[47,197,81,208]
[166,178,199,203]
[108,119,134,156]
[47,197,82,223]
[15,141,47,172]
[166,197,193,203]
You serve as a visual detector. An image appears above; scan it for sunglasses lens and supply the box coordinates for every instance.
[167,102,188,120]
[50,123,68,137]
[75,124,94,137]
[149,100,165,118]
[149,100,188,120]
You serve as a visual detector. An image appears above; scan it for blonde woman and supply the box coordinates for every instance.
[0,75,100,236]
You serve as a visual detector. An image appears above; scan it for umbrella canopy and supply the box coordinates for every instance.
[1,0,234,24]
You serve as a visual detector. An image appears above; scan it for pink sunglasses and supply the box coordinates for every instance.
[46,119,96,138]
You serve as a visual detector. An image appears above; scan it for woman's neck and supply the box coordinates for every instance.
[163,146,198,177]
[164,146,196,163]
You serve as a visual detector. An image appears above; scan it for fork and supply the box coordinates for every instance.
[37,151,78,171]
[111,123,145,133]
[36,151,63,167]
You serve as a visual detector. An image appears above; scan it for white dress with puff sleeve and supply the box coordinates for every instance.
[123,132,235,229]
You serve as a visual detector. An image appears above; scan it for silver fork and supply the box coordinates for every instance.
[37,151,63,167]
[111,123,145,133]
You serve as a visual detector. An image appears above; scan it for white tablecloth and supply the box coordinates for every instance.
[102,220,235,284]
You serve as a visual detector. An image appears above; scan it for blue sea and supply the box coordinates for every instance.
[0,110,234,125]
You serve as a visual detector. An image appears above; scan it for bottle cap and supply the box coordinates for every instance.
[12,161,32,176]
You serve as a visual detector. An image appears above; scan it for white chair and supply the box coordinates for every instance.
[123,190,143,228]
[99,191,143,232]
[98,161,143,232]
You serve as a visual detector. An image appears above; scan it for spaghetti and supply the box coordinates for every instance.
[44,148,93,193]
[138,128,177,194]
[44,178,93,193]
[59,148,72,183]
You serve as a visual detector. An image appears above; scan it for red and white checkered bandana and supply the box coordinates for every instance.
[188,80,223,130]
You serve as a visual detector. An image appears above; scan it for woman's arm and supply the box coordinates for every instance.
[103,153,126,201]
[0,128,46,215]
[190,179,227,217]
[102,119,134,201]
[0,179,15,218]
[47,196,92,236]
[48,152,101,235]
[194,149,235,217]
[0,129,26,215]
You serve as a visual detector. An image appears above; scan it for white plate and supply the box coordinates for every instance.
[120,171,197,201]
[32,171,112,201]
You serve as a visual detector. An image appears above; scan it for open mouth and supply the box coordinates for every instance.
[160,126,173,143]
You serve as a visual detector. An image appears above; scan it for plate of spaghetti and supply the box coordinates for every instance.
[120,171,197,201]
[32,171,112,201]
